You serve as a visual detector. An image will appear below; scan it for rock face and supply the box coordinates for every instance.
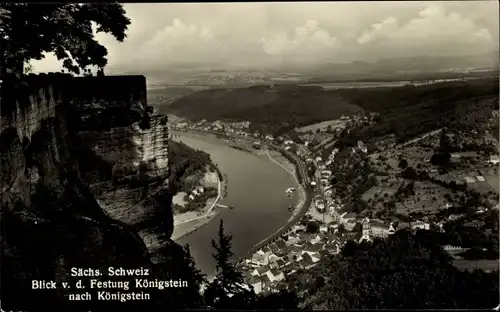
[0,73,183,311]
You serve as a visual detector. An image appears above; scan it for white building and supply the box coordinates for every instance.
[488,155,499,165]
[411,220,430,231]
[248,249,270,267]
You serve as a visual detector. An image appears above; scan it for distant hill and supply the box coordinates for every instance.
[164,85,363,133]
[306,51,499,81]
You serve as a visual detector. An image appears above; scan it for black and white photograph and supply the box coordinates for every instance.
[1,1,499,310]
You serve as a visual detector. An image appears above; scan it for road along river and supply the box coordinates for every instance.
[171,131,300,274]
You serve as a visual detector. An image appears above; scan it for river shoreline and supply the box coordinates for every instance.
[170,164,224,240]
[170,132,300,243]
[173,130,310,270]
[230,147,312,268]
[173,130,305,274]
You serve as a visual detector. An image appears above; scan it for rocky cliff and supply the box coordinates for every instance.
[0,73,188,311]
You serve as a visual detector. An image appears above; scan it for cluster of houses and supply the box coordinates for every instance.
[242,206,435,293]
[187,186,205,201]
[242,224,344,294]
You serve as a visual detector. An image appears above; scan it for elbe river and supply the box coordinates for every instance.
[172,131,298,274]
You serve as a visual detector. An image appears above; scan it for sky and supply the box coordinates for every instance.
[31,1,499,74]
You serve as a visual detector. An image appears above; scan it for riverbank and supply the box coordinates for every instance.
[265,149,306,218]
[170,158,223,241]
[229,147,312,268]
[173,131,303,274]
[171,207,219,241]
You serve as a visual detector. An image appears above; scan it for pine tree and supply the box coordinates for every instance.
[204,220,255,309]
[180,244,206,308]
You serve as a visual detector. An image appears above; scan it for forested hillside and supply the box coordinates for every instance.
[338,78,499,144]
[167,85,363,133]
[287,230,499,309]
[167,78,498,137]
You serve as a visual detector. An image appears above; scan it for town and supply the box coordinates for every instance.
[170,109,499,295]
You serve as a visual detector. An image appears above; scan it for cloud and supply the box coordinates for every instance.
[28,2,498,74]
[261,21,341,62]
[356,4,495,54]
[137,18,220,63]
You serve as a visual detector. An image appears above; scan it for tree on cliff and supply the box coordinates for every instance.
[204,220,256,309]
[0,3,130,75]
[179,244,207,307]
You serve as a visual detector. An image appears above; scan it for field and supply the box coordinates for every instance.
[395,181,456,216]
[362,186,398,202]
[484,175,499,193]
[452,259,499,272]
[296,119,347,133]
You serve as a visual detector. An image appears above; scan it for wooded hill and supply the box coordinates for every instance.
[166,85,363,134]
[167,78,499,138]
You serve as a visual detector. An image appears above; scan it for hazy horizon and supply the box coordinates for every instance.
[31,1,499,76]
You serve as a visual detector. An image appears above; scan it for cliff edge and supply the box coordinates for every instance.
[0,73,189,311]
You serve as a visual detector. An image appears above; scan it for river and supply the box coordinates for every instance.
[172,131,298,274]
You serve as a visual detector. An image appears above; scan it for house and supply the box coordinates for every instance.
[299,253,317,269]
[269,269,285,282]
[268,253,281,264]
[292,224,307,233]
[305,243,324,253]
[450,154,461,163]
[248,276,263,294]
[370,220,394,238]
[283,253,294,264]
[249,249,270,267]
[251,266,270,277]
[319,225,329,233]
[328,204,337,215]
[411,220,430,231]
[298,232,312,242]
[327,240,342,254]
[488,155,499,165]
[448,214,465,221]
[358,218,372,243]
[310,234,323,245]
[269,256,282,269]
[476,176,486,182]
[321,170,332,178]
[344,219,357,231]
[275,259,286,269]
[188,194,195,201]
[268,243,280,254]
[288,244,303,256]
[275,239,287,251]
[285,234,300,246]
[464,176,476,184]
[316,201,326,212]
[262,246,272,254]
[442,245,466,252]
